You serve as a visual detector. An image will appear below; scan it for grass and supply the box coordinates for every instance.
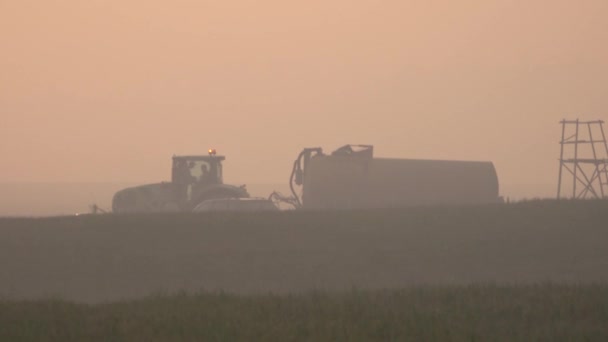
[1,285,608,341]
[1,199,608,340]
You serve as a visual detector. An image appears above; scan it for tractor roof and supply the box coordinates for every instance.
[172,155,226,161]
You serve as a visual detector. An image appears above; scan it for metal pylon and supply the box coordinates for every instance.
[557,119,608,199]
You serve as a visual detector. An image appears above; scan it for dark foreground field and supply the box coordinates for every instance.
[0,200,607,303]
[2,285,608,341]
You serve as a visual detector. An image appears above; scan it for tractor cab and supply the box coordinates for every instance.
[172,150,224,186]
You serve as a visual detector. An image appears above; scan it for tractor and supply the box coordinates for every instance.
[112,150,249,213]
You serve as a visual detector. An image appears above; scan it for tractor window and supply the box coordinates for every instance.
[189,160,213,183]
[173,158,222,184]
[173,159,195,184]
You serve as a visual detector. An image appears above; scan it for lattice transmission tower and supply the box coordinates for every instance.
[557,119,608,199]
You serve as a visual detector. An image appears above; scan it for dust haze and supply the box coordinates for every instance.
[1,0,608,310]
[2,1,607,216]
[1,201,607,303]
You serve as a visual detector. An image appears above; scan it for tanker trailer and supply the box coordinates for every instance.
[283,145,501,209]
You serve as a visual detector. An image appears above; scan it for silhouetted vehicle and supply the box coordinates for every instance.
[276,144,502,209]
[193,198,278,212]
[112,150,249,213]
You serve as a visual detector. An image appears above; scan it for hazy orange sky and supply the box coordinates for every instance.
[2,0,607,197]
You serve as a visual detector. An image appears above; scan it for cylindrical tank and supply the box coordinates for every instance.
[302,154,500,209]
